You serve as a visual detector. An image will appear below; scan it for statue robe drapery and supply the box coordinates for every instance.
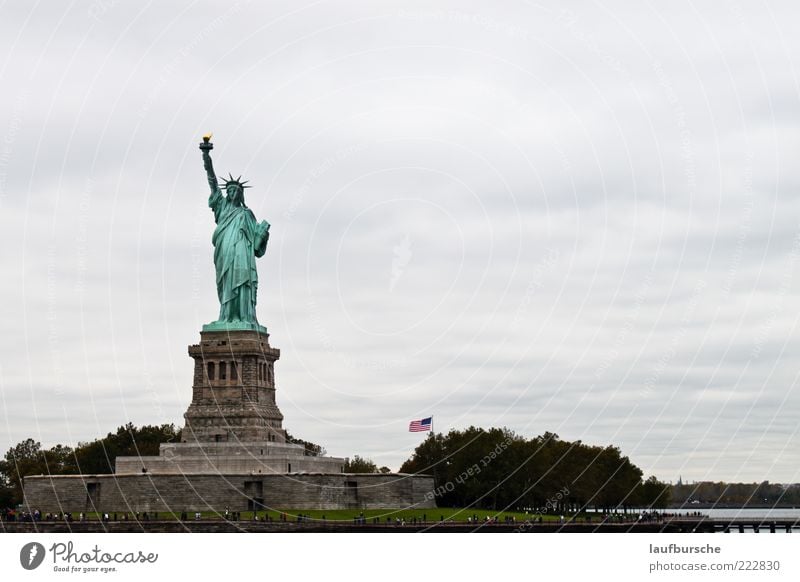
[209,188,269,323]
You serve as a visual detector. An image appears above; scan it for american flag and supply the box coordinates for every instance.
[409,417,432,432]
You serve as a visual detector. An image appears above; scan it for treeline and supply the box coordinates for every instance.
[399,427,671,513]
[1,423,674,513]
[342,455,392,474]
[0,423,180,507]
[671,481,800,507]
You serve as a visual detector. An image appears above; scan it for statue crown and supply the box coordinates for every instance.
[219,173,252,190]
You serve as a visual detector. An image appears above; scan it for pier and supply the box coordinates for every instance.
[2,516,798,533]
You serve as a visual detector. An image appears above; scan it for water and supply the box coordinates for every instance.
[704,508,800,520]
[667,508,800,532]
[587,507,800,531]
[588,508,800,520]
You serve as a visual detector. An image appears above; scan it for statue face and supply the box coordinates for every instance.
[226,185,243,205]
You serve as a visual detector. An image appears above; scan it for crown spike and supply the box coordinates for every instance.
[217,173,251,190]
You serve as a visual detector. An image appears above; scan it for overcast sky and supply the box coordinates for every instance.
[1,0,799,483]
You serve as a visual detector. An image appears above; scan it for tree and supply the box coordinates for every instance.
[0,481,14,509]
[1,439,74,505]
[670,480,800,507]
[72,423,181,473]
[399,432,446,481]
[2,439,43,505]
[0,424,182,506]
[285,431,326,456]
[344,455,378,473]
[399,426,659,512]
[0,461,15,508]
[637,475,671,508]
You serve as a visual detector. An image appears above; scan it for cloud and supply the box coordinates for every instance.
[1,0,799,482]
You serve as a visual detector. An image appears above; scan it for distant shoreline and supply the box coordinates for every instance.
[668,504,799,510]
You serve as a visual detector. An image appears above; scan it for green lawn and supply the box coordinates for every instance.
[79,507,566,523]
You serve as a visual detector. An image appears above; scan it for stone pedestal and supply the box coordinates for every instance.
[112,328,350,476]
[22,327,436,511]
[182,329,286,444]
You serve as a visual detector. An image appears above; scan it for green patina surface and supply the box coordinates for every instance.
[201,320,268,333]
[200,138,270,333]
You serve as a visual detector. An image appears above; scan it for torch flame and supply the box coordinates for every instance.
[202,132,213,141]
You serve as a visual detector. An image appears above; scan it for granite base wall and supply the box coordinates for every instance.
[23,473,435,512]
[114,455,345,475]
[114,441,345,475]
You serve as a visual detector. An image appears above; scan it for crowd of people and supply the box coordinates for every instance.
[2,508,164,522]
[2,507,703,525]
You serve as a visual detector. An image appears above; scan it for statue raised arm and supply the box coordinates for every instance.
[198,135,269,333]
[200,134,220,196]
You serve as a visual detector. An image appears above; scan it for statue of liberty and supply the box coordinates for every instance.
[199,135,270,332]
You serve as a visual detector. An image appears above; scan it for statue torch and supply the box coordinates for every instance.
[199,132,214,152]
